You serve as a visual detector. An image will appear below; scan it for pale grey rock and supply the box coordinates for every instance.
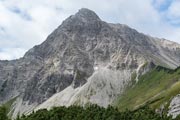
[35,68,132,110]
[168,94,180,118]
[0,8,180,118]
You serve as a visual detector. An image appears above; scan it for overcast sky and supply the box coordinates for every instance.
[0,0,180,60]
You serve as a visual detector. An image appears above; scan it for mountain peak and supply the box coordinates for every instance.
[60,8,101,32]
[74,8,101,21]
[65,8,101,22]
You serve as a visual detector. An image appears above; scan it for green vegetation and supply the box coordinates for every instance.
[3,97,17,112]
[116,66,180,113]
[0,106,10,120]
[1,104,179,120]
[1,96,18,118]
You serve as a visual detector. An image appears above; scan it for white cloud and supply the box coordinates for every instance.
[0,0,180,60]
[166,0,180,24]
[0,48,26,60]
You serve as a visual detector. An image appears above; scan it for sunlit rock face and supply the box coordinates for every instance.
[0,8,180,118]
[168,94,180,118]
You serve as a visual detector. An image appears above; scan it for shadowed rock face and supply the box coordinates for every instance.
[0,8,180,117]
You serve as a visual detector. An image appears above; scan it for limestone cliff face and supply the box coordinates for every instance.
[168,94,180,118]
[0,8,180,118]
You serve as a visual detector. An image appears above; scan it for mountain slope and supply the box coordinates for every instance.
[115,66,180,113]
[0,8,180,118]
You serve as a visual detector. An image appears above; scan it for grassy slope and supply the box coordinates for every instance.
[115,66,180,112]
[3,96,17,117]
[4,97,17,111]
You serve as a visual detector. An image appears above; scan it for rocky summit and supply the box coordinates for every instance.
[0,8,180,118]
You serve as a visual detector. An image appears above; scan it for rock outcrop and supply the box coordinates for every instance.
[168,94,180,118]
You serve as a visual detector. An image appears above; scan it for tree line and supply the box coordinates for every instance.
[0,104,180,120]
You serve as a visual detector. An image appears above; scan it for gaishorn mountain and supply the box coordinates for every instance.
[0,8,180,118]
